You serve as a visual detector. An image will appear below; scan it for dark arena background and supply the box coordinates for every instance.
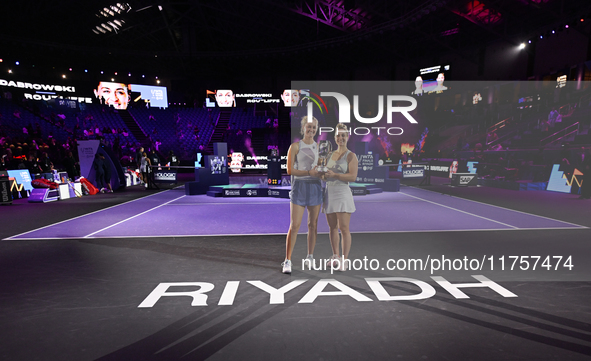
[2,1,591,360]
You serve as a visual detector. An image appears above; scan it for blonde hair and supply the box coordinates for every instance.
[335,123,349,135]
[300,116,318,135]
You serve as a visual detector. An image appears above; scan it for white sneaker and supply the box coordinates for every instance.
[340,258,348,272]
[281,260,292,274]
[325,254,340,268]
[303,255,314,269]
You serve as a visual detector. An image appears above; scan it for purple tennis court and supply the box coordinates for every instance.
[5,186,585,240]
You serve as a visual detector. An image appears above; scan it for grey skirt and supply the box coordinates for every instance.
[290,179,323,207]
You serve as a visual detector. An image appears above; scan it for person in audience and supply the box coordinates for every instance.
[555,112,563,127]
[540,118,549,132]
[39,152,53,174]
[167,150,179,167]
[135,147,144,171]
[149,149,160,167]
[102,154,113,193]
[63,151,78,181]
[93,153,106,192]
[140,152,151,187]
[548,107,558,127]
[25,154,42,175]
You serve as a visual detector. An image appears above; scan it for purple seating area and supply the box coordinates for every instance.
[78,104,139,144]
[0,98,71,142]
[228,107,269,130]
[128,107,219,156]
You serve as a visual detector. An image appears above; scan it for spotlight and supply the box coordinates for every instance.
[142,75,145,78]
[101,71,104,74]
[565,24,569,28]
[16,61,19,65]
[128,73,131,76]
[519,43,526,49]
[528,40,531,44]
[62,75,66,78]
[157,80,160,84]
[552,30,555,34]
[8,69,12,73]
[111,78,114,81]
[85,69,88,73]
[540,35,543,39]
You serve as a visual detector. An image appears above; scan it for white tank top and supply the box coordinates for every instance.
[293,140,318,180]
[325,150,351,186]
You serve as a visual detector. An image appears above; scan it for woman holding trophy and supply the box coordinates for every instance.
[322,123,358,271]
[282,116,322,274]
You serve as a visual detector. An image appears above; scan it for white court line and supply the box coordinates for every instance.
[8,186,586,241]
[401,192,519,229]
[405,186,588,229]
[165,201,288,205]
[9,226,587,241]
[3,190,175,241]
[83,195,186,238]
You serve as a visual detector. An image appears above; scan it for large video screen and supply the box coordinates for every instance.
[93,81,168,109]
[412,64,451,96]
[205,89,280,108]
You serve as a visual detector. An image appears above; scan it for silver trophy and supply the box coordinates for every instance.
[317,140,332,173]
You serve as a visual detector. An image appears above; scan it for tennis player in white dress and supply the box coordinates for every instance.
[322,123,358,271]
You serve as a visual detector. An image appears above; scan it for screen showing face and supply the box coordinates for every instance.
[413,65,450,95]
[281,89,300,107]
[215,89,235,107]
[93,83,168,109]
[94,81,130,109]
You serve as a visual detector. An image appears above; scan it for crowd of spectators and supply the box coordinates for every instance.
[0,101,153,181]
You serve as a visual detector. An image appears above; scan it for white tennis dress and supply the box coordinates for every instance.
[322,150,356,214]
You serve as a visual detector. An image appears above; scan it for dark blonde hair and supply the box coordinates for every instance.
[335,123,349,135]
[300,116,319,136]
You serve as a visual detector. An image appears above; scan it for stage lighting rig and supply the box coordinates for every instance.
[97,3,131,18]
[93,3,130,35]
